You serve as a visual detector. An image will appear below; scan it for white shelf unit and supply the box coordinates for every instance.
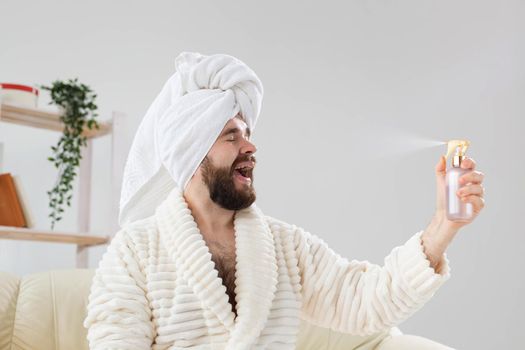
[0,102,127,267]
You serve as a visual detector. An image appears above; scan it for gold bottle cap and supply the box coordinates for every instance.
[445,140,470,168]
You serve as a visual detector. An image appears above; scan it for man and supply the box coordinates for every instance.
[84,52,485,349]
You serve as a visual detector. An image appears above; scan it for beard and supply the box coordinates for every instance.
[200,155,256,211]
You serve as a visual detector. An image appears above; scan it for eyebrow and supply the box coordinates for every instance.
[221,126,251,139]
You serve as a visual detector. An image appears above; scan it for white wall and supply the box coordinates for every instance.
[0,1,523,348]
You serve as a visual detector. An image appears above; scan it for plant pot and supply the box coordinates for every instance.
[0,83,39,108]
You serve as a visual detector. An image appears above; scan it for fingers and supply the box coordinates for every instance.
[436,155,447,175]
[457,184,485,198]
[459,170,485,185]
[460,157,476,170]
[446,156,486,216]
[460,194,485,212]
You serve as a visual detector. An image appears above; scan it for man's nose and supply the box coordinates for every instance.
[240,139,257,155]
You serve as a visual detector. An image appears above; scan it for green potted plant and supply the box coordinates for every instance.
[38,78,100,230]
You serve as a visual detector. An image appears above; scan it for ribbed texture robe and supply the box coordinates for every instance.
[83,187,451,349]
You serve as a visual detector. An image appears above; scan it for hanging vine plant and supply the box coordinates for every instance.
[38,78,100,230]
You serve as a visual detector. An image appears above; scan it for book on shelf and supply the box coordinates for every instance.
[12,174,34,228]
[0,172,33,228]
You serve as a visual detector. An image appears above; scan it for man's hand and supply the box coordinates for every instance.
[435,155,485,231]
[422,155,486,272]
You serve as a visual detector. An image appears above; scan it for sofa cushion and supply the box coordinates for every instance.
[0,269,95,350]
[0,271,19,350]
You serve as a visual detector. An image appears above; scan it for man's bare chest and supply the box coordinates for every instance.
[206,239,238,315]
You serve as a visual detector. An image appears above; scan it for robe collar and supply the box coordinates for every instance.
[154,187,279,349]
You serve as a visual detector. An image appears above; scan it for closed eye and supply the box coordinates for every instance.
[226,136,250,142]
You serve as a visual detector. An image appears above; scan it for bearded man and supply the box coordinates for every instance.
[84,52,485,350]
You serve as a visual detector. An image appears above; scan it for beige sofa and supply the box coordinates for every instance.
[0,269,452,350]
[0,269,93,350]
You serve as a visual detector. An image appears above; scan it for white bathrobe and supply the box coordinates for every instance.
[83,187,451,350]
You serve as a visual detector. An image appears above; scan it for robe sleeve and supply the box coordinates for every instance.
[83,229,155,349]
[293,226,451,336]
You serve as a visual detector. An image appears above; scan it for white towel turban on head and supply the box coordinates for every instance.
[118,51,264,228]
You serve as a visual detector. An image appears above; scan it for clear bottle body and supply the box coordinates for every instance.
[446,166,473,221]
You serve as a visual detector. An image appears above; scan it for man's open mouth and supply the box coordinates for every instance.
[233,167,252,183]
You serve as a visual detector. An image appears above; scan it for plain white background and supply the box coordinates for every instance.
[0,1,523,348]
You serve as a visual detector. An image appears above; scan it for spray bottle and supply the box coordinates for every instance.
[445,140,473,221]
